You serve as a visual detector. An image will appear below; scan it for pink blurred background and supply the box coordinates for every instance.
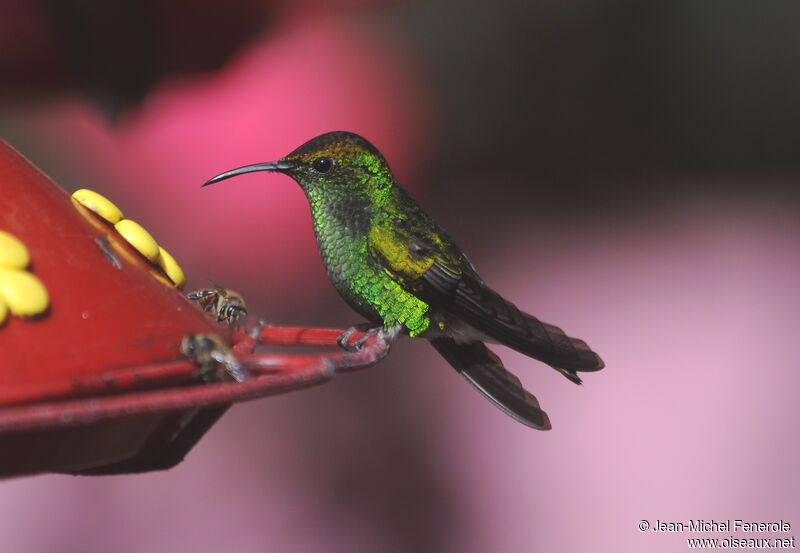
[1,1,799,552]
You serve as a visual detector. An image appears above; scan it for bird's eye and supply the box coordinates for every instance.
[312,157,335,174]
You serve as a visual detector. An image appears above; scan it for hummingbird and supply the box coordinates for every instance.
[203,131,603,429]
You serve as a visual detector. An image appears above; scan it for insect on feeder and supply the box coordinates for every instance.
[0,140,390,478]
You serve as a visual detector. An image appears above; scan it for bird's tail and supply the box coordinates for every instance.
[431,337,551,430]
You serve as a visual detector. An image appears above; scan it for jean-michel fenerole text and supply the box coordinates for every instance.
[651,520,791,533]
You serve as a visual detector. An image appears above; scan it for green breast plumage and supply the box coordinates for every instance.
[306,190,431,336]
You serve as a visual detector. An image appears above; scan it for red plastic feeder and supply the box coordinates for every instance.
[0,140,388,478]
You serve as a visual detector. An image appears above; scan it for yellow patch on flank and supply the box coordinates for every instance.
[369,225,434,281]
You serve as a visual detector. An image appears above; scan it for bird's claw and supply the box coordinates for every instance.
[337,323,373,352]
[353,332,372,351]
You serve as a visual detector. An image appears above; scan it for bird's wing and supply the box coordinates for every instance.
[447,269,604,374]
[367,213,463,298]
[368,212,603,376]
[431,337,551,430]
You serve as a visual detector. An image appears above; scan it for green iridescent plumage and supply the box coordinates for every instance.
[302,157,434,337]
[204,131,605,430]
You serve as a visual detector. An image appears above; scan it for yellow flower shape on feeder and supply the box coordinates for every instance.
[156,247,186,290]
[0,231,49,324]
[114,219,160,263]
[0,230,30,269]
[71,189,187,289]
[71,189,125,224]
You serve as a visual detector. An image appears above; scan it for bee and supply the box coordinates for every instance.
[180,333,248,382]
[187,283,247,328]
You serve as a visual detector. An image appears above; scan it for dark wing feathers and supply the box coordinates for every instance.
[431,338,551,430]
[535,318,605,372]
[448,270,604,375]
[417,255,460,297]
[368,198,603,381]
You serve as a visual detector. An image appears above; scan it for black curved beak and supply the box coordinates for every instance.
[202,160,295,187]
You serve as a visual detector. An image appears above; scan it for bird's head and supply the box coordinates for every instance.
[203,132,395,202]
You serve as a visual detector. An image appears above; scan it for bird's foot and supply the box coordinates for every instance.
[338,322,401,352]
[337,323,375,352]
